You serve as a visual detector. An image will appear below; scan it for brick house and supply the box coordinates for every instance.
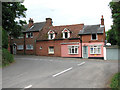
[9,18,52,55]
[9,16,105,59]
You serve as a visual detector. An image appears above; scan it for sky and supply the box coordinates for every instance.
[23,0,113,31]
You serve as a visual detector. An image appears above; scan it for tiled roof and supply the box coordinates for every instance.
[22,22,46,33]
[37,24,84,40]
[79,25,104,35]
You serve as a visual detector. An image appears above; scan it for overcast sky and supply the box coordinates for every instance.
[23,0,113,31]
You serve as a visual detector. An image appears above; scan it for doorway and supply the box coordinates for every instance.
[83,46,88,58]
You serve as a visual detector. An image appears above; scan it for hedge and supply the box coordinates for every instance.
[2,48,14,66]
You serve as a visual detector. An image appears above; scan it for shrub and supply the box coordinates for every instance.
[2,29,8,49]
[2,48,14,66]
[110,72,120,89]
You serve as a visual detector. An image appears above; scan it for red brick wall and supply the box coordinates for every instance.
[36,39,80,57]
[82,34,105,43]
[25,32,39,55]
[9,32,40,55]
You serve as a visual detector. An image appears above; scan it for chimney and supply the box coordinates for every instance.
[28,18,34,28]
[101,15,104,25]
[46,18,53,26]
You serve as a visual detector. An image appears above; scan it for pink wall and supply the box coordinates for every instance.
[61,43,81,57]
[82,42,104,57]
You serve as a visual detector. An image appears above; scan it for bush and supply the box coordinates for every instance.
[110,72,120,89]
[2,48,14,66]
[2,29,8,49]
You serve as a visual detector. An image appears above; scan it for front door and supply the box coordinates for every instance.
[83,46,88,58]
[13,44,16,54]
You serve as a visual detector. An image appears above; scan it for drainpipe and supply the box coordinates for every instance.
[80,35,82,58]
[34,39,36,55]
[24,33,26,55]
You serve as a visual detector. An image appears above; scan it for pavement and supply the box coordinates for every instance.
[2,55,119,88]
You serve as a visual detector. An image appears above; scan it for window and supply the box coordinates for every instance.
[11,37,14,39]
[18,36,23,39]
[65,32,68,38]
[91,34,97,40]
[40,46,42,49]
[48,30,55,40]
[68,45,79,54]
[62,28,70,39]
[26,32,33,38]
[26,44,33,50]
[17,45,23,50]
[50,34,53,39]
[90,45,101,54]
[48,46,54,54]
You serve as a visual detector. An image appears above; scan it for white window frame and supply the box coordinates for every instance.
[26,32,33,38]
[91,34,97,40]
[68,45,79,54]
[18,36,23,39]
[90,45,101,54]
[17,45,24,50]
[48,46,54,54]
[11,36,14,39]
[62,28,70,39]
[26,44,33,50]
[48,30,55,40]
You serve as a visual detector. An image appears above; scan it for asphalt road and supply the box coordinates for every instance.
[2,55,118,88]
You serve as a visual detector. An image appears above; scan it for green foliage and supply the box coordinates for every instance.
[2,29,8,49]
[106,29,117,45]
[2,2,27,38]
[110,72,120,89]
[109,1,120,46]
[2,48,14,67]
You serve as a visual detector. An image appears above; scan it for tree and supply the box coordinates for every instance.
[106,29,117,45]
[2,2,27,38]
[109,1,120,46]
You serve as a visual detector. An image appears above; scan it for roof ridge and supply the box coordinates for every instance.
[52,23,84,27]
[84,24,100,26]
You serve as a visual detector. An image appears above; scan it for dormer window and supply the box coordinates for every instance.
[48,30,55,40]
[62,28,70,39]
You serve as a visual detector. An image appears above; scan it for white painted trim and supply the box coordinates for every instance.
[91,34,98,40]
[48,46,54,54]
[26,44,33,50]
[62,28,70,39]
[62,28,70,33]
[90,45,101,54]
[61,42,79,45]
[104,47,106,60]
[17,45,24,50]
[68,45,79,54]
[48,30,55,40]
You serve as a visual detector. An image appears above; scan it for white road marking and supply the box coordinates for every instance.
[49,60,53,61]
[24,85,32,89]
[77,62,85,66]
[52,67,73,77]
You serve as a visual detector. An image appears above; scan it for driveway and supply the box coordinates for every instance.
[2,55,118,88]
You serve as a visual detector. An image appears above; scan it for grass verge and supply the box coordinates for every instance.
[110,72,120,89]
[2,48,14,67]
